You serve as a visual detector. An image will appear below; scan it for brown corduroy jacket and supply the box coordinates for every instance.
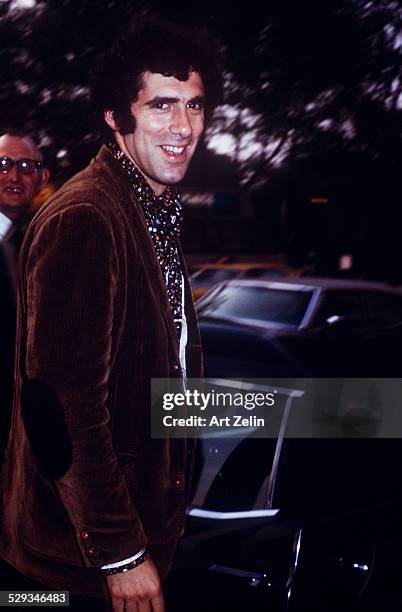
[0,146,202,598]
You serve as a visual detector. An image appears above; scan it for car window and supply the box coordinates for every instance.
[191,268,239,288]
[191,437,279,511]
[314,291,362,326]
[198,285,314,327]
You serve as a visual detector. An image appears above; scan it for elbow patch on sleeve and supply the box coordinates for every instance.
[21,378,72,479]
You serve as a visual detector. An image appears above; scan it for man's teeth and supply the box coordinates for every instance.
[162,145,184,154]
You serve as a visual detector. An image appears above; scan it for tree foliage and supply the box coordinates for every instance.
[0,0,400,191]
[207,0,401,190]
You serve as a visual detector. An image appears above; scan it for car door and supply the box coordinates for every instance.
[357,291,402,376]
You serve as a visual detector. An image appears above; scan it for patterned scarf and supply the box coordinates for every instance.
[108,142,183,337]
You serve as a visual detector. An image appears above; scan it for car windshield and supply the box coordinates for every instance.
[198,285,314,327]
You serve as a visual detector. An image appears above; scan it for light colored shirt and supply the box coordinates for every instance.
[179,277,188,379]
[0,211,12,240]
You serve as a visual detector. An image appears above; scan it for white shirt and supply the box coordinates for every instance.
[0,211,12,240]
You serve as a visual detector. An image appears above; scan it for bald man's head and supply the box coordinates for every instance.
[0,133,49,224]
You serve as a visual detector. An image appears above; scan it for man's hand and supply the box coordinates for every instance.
[106,557,165,612]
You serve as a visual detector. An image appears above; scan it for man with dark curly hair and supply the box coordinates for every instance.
[0,17,222,612]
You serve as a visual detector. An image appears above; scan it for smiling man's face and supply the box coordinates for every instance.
[0,134,48,223]
[107,71,205,195]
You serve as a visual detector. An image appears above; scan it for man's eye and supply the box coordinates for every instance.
[153,102,170,110]
[188,102,204,112]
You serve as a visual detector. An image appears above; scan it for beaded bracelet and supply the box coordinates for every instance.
[101,551,149,576]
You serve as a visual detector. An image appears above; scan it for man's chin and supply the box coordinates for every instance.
[160,167,189,187]
[145,164,191,193]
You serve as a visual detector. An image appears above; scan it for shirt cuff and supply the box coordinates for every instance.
[101,547,146,570]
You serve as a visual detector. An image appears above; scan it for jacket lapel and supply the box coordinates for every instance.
[95,146,181,360]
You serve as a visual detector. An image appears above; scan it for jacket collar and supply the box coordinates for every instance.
[93,145,182,358]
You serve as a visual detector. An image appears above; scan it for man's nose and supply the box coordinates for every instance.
[5,164,20,181]
[169,107,192,138]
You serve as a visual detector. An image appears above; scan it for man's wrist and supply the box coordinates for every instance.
[101,549,148,576]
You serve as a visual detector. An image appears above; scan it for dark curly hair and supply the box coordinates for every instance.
[91,16,224,135]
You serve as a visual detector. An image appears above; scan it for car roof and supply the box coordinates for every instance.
[191,262,295,271]
[222,276,402,294]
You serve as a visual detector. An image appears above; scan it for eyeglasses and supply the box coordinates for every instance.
[0,156,42,175]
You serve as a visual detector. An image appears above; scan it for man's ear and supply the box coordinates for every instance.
[38,167,50,191]
[104,109,120,131]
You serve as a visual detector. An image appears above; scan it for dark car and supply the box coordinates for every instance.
[195,277,402,377]
[166,401,402,612]
[165,279,402,611]
[189,261,303,300]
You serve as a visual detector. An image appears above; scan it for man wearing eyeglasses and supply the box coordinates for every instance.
[0,130,49,464]
[0,131,49,241]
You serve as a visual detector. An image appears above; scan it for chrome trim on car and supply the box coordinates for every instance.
[188,508,279,520]
[208,564,267,585]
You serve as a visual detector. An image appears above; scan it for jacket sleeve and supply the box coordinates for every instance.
[22,202,147,567]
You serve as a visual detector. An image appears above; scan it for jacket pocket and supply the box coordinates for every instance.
[21,467,83,566]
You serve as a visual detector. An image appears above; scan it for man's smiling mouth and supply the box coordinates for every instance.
[161,145,186,157]
[4,186,24,194]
